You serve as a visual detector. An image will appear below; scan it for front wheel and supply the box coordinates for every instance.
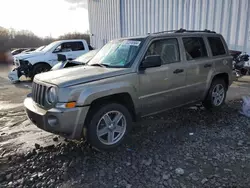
[203,79,227,110]
[86,103,132,151]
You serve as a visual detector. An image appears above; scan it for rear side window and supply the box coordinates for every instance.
[183,37,208,60]
[208,37,226,56]
[146,38,180,64]
[69,42,85,51]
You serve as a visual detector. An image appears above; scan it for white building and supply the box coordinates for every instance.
[88,0,250,52]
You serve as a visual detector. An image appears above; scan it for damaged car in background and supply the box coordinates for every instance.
[11,48,27,55]
[21,46,46,54]
[51,49,98,71]
[20,48,37,54]
[8,39,92,83]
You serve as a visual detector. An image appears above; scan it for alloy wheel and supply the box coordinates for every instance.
[212,84,225,106]
[96,110,126,145]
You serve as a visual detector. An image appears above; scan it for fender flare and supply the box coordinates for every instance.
[203,71,229,99]
[76,82,137,108]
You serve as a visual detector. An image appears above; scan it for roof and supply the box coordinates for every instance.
[57,39,87,42]
[149,28,220,37]
[117,28,220,41]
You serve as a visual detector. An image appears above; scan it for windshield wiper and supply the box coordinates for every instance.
[89,63,109,68]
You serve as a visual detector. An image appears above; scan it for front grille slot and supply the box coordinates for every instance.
[40,85,45,106]
[32,82,47,107]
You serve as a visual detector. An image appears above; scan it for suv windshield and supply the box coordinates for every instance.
[88,38,144,68]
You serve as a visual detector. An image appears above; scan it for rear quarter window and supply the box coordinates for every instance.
[71,42,85,51]
[207,37,226,56]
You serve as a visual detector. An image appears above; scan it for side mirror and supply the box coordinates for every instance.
[57,54,67,62]
[140,55,161,69]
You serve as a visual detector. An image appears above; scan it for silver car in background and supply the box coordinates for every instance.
[51,49,99,71]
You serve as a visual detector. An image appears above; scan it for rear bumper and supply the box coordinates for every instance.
[24,97,89,139]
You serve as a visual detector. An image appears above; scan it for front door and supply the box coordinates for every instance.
[138,38,187,116]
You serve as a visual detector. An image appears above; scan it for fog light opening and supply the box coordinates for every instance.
[48,116,59,127]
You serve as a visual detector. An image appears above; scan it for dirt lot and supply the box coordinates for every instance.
[1,68,250,188]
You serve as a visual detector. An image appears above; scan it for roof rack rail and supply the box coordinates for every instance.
[150,28,216,35]
[175,28,216,33]
[152,30,178,34]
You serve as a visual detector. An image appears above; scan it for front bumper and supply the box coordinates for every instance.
[24,97,89,139]
[8,68,19,82]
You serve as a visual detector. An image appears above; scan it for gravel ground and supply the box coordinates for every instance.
[1,69,250,188]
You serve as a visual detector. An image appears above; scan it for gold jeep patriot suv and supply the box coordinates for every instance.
[24,29,233,150]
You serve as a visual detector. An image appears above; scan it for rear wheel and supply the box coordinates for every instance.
[86,103,132,151]
[32,63,51,79]
[203,79,227,110]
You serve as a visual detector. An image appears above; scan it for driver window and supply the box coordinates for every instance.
[146,38,180,64]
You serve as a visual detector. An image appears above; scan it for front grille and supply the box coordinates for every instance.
[32,82,47,106]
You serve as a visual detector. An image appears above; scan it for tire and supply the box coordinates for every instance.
[203,79,227,110]
[86,103,132,151]
[32,63,51,80]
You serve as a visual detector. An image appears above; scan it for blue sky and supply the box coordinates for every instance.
[0,0,89,38]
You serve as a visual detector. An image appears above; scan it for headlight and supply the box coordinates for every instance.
[47,87,57,104]
[14,58,20,66]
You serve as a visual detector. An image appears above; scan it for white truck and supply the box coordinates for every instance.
[8,39,91,82]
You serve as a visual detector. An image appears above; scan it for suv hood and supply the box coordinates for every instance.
[35,65,132,87]
[14,51,44,60]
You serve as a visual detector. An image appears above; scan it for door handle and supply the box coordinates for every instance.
[204,63,212,68]
[173,69,184,74]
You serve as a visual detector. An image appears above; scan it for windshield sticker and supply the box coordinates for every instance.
[122,40,141,46]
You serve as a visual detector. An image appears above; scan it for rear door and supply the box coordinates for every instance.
[138,37,187,116]
[182,36,212,102]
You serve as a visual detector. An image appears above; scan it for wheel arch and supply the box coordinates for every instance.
[32,62,52,70]
[203,72,229,99]
[84,92,137,128]
[31,62,52,77]
[211,73,229,89]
